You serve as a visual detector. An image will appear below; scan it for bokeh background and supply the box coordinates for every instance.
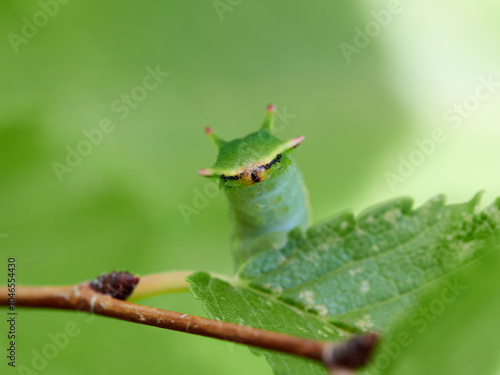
[1,0,499,374]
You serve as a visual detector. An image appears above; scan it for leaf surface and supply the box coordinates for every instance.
[380,239,500,375]
[188,195,500,374]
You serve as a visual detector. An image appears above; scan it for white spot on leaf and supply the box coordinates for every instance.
[356,315,374,330]
[299,290,315,305]
[323,325,335,334]
[383,208,402,223]
[271,286,284,293]
[315,305,328,316]
[360,280,370,293]
[349,267,363,277]
[317,329,328,338]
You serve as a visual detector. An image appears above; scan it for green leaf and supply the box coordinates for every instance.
[188,272,342,374]
[378,240,500,375]
[188,195,500,375]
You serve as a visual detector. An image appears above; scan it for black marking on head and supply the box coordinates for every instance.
[264,154,282,170]
[220,154,283,182]
[221,174,239,182]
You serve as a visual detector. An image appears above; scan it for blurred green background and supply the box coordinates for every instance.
[1,0,499,374]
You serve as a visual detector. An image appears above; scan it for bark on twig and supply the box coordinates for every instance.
[0,272,377,372]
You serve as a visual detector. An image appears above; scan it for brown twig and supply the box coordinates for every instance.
[0,273,378,371]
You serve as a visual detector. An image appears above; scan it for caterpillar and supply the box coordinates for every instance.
[199,104,310,266]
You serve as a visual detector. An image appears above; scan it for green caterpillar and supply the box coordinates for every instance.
[199,104,309,265]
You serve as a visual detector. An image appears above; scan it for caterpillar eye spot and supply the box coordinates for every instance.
[251,172,261,183]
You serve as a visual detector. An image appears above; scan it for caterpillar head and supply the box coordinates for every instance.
[199,104,304,187]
